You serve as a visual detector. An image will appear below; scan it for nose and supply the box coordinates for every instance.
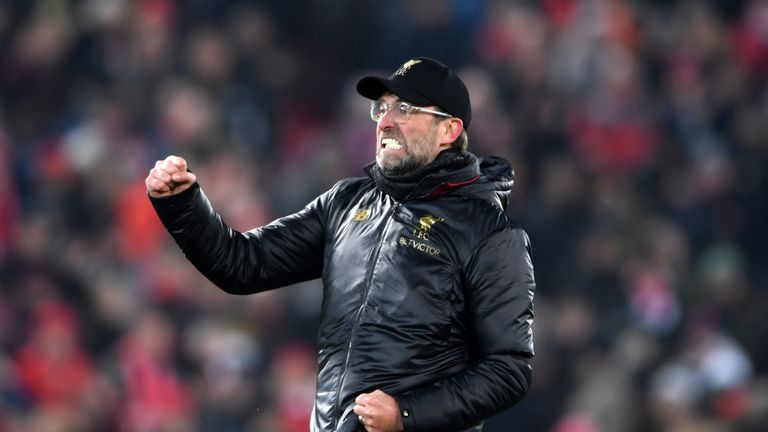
[377,108,397,131]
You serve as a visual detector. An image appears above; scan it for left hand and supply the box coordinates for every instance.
[352,390,404,432]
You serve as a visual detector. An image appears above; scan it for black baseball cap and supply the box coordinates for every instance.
[356,57,472,130]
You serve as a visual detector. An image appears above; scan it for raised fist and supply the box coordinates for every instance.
[145,155,197,198]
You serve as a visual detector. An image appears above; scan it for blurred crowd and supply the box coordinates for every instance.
[0,0,767,431]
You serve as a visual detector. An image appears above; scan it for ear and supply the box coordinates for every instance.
[438,118,464,148]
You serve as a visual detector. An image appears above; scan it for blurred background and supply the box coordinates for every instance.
[0,0,767,431]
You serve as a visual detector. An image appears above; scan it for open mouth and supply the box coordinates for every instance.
[381,138,403,150]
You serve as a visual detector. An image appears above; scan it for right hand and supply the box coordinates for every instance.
[146,155,197,198]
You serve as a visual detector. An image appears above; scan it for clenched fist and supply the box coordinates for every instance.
[353,390,404,432]
[146,155,197,198]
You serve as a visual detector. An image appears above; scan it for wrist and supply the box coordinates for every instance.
[393,395,414,431]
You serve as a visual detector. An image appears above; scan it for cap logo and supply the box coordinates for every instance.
[395,59,422,76]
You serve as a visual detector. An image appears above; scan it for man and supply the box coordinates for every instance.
[146,57,535,432]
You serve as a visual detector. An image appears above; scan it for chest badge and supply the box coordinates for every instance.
[414,214,444,241]
[399,213,444,257]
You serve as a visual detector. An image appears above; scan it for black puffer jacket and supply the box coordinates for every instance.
[151,151,535,432]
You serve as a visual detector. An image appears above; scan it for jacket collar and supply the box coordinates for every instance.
[364,149,481,202]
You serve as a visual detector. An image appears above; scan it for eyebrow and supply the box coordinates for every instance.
[376,95,403,104]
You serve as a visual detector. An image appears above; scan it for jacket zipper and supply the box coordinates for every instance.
[333,201,400,429]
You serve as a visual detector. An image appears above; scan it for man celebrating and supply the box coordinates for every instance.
[147,57,535,432]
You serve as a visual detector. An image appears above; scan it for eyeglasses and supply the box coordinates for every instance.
[370,100,452,123]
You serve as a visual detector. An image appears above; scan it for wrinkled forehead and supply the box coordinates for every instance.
[377,91,401,103]
[377,91,437,108]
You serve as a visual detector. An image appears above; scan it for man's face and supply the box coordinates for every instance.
[375,93,443,176]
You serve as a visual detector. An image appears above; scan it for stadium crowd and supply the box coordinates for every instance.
[0,0,767,431]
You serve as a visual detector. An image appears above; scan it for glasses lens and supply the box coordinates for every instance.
[394,103,411,121]
[369,101,417,122]
[370,102,385,121]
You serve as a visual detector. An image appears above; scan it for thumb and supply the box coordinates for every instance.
[171,171,197,186]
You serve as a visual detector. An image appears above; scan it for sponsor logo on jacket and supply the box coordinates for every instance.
[352,208,371,221]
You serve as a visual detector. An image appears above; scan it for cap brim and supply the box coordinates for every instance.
[356,76,433,105]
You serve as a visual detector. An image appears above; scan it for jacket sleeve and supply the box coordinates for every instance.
[395,227,535,431]
[150,182,330,294]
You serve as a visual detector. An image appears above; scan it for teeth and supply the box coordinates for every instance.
[382,138,403,149]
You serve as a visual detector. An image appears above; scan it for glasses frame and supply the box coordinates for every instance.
[370,100,452,123]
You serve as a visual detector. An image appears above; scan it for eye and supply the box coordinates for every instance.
[395,103,411,117]
[371,102,386,119]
